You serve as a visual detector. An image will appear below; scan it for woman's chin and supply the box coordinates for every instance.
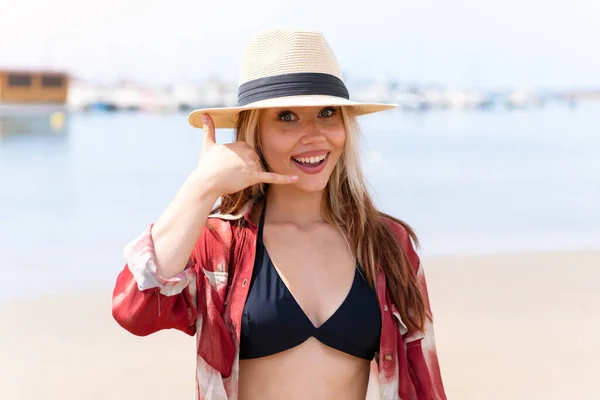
[290,176,331,193]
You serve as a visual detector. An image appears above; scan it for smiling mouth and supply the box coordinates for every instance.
[291,153,329,167]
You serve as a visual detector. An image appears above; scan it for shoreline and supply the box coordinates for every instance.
[2,246,599,303]
[1,248,599,399]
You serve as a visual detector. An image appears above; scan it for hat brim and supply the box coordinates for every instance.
[188,95,397,129]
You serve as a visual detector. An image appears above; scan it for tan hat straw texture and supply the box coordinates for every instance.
[188,28,397,129]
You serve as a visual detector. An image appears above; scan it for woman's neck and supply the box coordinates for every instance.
[264,184,325,226]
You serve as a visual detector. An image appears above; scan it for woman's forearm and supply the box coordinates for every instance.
[150,169,221,279]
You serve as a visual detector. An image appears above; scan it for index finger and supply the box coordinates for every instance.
[202,114,216,145]
[255,171,299,185]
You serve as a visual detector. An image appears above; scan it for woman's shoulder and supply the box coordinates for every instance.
[200,200,257,249]
[380,213,414,241]
[202,214,246,245]
[379,213,420,268]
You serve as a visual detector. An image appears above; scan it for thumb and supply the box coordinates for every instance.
[202,114,216,145]
[255,171,299,185]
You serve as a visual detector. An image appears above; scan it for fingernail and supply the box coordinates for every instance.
[201,114,209,124]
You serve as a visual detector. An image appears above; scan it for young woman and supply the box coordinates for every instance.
[112,28,446,400]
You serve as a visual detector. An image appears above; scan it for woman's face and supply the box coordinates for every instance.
[258,105,346,193]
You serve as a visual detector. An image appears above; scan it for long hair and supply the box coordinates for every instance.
[212,108,430,332]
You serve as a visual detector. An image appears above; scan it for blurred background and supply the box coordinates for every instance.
[0,0,599,399]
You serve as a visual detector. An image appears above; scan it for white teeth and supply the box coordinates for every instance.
[293,154,327,164]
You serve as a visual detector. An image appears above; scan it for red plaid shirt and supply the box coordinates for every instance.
[112,201,446,399]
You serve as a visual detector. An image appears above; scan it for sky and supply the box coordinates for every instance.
[2,0,599,89]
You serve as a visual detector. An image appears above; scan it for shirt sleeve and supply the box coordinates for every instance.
[404,260,447,400]
[111,224,200,337]
[384,217,447,399]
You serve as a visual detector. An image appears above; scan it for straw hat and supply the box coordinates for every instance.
[188,28,397,129]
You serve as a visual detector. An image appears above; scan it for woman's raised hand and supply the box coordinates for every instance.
[196,114,298,197]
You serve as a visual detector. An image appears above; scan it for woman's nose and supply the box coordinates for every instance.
[300,125,326,145]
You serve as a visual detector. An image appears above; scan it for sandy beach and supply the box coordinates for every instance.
[1,249,598,400]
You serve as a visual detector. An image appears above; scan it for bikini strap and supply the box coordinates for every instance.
[249,197,268,283]
[257,196,267,240]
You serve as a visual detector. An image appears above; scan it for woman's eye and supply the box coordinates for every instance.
[278,111,296,122]
[320,107,337,117]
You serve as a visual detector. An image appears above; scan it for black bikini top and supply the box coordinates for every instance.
[239,199,381,360]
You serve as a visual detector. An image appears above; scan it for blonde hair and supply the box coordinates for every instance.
[213,107,429,332]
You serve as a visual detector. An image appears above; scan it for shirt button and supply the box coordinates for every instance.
[242,278,248,287]
[384,305,388,312]
[385,353,393,361]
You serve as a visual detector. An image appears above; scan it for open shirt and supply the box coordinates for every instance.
[111,201,447,399]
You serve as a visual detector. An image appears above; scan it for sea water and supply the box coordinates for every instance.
[0,104,598,300]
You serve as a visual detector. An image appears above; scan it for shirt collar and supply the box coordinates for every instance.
[208,198,258,228]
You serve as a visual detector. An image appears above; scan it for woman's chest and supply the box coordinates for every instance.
[262,224,359,327]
